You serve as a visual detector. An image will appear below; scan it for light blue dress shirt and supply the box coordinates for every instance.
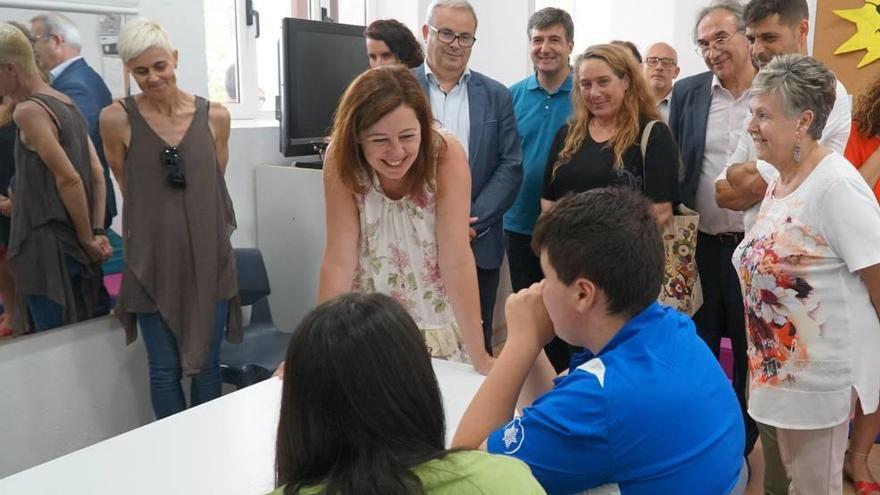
[425,63,471,158]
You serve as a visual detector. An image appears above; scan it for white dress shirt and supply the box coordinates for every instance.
[695,75,752,235]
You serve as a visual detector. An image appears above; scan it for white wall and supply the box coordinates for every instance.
[227,123,294,248]
[467,0,531,86]
[0,317,153,478]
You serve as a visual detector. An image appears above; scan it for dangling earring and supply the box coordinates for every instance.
[793,131,801,163]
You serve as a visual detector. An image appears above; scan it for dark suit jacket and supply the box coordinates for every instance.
[413,64,523,270]
[52,57,116,228]
[667,70,714,209]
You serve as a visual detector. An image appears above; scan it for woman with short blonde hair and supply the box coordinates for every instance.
[100,18,241,419]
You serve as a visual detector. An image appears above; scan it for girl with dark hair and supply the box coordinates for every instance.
[271,292,542,495]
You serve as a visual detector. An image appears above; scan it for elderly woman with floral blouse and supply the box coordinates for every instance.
[733,54,880,495]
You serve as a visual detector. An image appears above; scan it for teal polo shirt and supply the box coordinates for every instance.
[503,73,573,236]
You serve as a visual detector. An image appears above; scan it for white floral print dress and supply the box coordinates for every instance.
[352,174,467,362]
[732,153,880,429]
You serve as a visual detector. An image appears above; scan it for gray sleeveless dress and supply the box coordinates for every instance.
[116,95,242,375]
[9,93,103,334]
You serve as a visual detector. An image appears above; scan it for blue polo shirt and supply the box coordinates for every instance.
[503,73,573,236]
[487,303,744,495]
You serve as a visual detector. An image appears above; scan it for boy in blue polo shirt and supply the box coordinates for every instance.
[454,188,745,495]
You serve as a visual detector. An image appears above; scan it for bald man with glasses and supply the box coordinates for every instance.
[642,42,680,122]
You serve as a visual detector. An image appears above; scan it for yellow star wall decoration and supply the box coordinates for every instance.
[833,1,880,68]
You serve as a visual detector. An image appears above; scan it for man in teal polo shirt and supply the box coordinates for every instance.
[505,7,575,372]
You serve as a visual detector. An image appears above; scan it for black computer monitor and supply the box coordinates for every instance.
[279,17,370,158]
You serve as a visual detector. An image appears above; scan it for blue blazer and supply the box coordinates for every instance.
[52,58,116,227]
[667,71,714,209]
[413,64,523,270]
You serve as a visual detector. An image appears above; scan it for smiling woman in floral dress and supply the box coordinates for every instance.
[318,64,492,374]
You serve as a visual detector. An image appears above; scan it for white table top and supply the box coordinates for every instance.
[0,359,484,495]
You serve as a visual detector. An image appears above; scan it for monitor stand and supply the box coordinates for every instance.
[290,154,324,169]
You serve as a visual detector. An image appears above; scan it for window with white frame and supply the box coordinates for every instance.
[203,0,241,105]
[204,0,366,119]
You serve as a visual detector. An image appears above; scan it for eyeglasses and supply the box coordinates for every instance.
[645,56,677,68]
[161,146,186,190]
[30,33,51,45]
[428,25,476,47]
[695,30,740,55]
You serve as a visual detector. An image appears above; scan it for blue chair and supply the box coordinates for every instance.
[220,248,291,389]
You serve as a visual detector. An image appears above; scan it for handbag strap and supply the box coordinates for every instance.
[639,120,660,195]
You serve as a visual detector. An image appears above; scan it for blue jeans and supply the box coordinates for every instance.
[27,255,84,332]
[137,302,228,419]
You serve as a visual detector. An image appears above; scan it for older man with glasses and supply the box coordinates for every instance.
[413,0,523,361]
[667,0,760,485]
[642,42,680,122]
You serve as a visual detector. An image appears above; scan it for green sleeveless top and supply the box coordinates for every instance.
[268,450,545,494]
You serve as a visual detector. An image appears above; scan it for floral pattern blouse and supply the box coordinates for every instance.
[732,153,880,429]
[352,174,467,363]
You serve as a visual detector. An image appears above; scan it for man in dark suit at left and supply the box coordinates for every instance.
[413,0,522,363]
[31,12,116,230]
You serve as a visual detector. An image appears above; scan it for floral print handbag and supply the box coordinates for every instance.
[641,120,704,316]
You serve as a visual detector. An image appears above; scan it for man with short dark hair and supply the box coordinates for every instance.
[504,6,574,372]
[413,0,523,358]
[642,42,680,122]
[453,188,746,494]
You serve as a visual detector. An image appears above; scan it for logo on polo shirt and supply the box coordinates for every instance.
[501,417,525,454]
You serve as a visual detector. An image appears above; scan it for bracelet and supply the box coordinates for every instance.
[92,228,106,236]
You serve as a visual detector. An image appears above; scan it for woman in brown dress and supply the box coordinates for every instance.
[100,18,241,419]
[0,23,110,334]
